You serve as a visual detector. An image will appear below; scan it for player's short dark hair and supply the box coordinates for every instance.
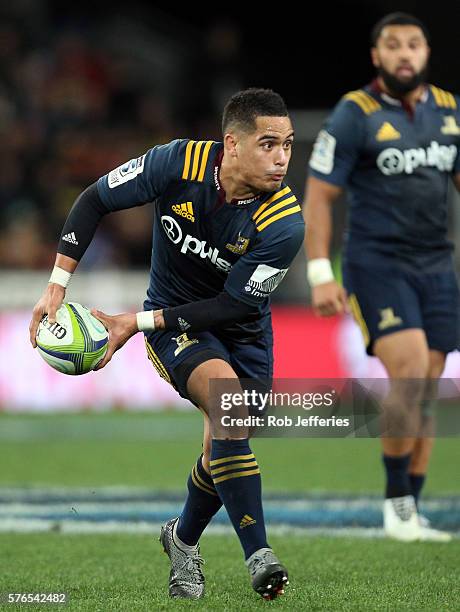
[371,12,430,47]
[222,88,288,134]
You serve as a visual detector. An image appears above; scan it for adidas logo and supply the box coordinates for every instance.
[178,317,191,331]
[239,514,257,529]
[376,122,401,142]
[62,232,79,245]
[172,202,194,222]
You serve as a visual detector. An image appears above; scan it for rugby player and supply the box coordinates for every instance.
[29,89,305,598]
[304,13,458,542]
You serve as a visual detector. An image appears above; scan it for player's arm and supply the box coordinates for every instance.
[304,99,364,316]
[304,176,347,316]
[92,221,305,370]
[29,142,181,347]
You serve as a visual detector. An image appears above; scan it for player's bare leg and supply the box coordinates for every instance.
[374,330,428,540]
[407,350,452,541]
[187,359,289,600]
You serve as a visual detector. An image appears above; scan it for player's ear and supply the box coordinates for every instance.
[370,47,379,68]
[224,132,239,158]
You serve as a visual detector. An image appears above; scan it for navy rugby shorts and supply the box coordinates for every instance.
[343,261,460,356]
[143,326,273,408]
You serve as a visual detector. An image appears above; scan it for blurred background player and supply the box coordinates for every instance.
[304,12,459,542]
[29,88,304,598]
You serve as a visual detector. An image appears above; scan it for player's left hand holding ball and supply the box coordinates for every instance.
[90,310,139,370]
[29,283,66,348]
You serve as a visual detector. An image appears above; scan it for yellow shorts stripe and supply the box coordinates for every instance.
[256,205,301,232]
[182,140,195,179]
[212,468,261,484]
[348,294,370,348]
[255,195,297,224]
[144,338,172,384]
[252,186,291,220]
[209,453,255,467]
[210,460,258,476]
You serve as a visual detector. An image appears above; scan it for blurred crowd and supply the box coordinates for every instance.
[0,6,245,270]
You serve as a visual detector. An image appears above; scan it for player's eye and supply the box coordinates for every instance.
[261,142,273,150]
[283,141,293,149]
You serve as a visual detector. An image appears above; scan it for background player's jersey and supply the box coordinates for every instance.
[309,82,460,269]
[97,139,304,339]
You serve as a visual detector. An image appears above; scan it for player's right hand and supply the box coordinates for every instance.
[312,281,348,317]
[29,283,66,348]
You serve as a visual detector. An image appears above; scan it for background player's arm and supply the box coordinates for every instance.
[303,176,348,316]
[305,98,364,317]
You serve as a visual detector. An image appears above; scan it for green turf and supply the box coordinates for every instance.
[0,412,459,494]
[0,533,459,611]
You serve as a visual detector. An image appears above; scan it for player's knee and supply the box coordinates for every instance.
[428,352,446,379]
[389,357,429,379]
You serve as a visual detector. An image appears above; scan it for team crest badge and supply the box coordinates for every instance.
[378,308,403,331]
[172,333,199,356]
[226,233,250,255]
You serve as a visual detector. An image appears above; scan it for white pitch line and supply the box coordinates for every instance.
[0,518,458,539]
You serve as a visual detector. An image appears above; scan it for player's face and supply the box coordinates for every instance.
[371,25,430,95]
[237,116,294,192]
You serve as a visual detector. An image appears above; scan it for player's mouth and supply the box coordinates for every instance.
[396,65,415,77]
[269,174,285,181]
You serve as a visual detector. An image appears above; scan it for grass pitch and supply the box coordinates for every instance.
[1,533,459,611]
[1,411,459,611]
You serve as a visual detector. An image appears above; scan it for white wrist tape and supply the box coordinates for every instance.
[136,310,155,332]
[307,258,334,287]
[48,266,72,288]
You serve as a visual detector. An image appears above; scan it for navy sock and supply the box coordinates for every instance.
[383,453,412,498]
[210,438,268,560]
[176,455,223,546]
[409,473,426,508]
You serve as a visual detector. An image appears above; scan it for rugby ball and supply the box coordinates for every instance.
[36,302,108,375]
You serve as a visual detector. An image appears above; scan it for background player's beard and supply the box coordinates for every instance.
[378,65,428,96]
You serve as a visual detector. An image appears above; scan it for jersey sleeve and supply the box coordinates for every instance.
[96,139,183,211]
[224,221,305,306]
[309,99,366,186]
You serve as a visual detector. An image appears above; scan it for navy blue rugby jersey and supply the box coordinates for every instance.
[97,140,304,338]
[309,82,460,269]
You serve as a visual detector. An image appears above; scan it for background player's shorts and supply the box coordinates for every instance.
[143,326,273,409]
[343,261,460,355]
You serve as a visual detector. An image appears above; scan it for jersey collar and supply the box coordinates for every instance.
[370,78,428,117]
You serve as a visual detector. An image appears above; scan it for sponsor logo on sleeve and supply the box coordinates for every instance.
[246,264,288,298]
[108,155,146,188]
[309,130,336,175]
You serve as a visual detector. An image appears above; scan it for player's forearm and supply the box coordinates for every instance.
[54,254,78,274]
[137,292,258,334]
[304,198,333,260]
[57,182,110,262]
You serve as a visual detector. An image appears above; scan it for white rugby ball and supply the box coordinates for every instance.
[36,302,108,375]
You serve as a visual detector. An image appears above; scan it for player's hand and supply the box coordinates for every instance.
[91,309,138,370]
[312,281,348,317]
[29,283,66,348]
